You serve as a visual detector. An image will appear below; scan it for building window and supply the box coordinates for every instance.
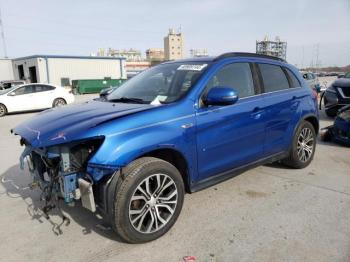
[61,78,70,86]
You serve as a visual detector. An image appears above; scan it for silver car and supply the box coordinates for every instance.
[301,72,320,92]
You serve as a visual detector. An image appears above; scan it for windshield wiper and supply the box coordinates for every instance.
[108,97,147,104]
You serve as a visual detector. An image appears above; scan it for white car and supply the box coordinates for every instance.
[0,83,75,117]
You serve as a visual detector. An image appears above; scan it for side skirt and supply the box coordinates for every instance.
[190,152,288,193]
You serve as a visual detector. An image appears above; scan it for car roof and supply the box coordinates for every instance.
[163,52,286,64]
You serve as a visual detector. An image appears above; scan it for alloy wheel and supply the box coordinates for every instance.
[129,173,178,234]
[297,127,314,162]
[54,99,66,107]
[0,105,6,116]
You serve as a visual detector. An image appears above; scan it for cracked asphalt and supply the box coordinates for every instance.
[0,94,349,262]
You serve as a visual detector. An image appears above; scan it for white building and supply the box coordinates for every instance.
[12,55,126,86]
[190,49,209,57]
[0,58,14,81]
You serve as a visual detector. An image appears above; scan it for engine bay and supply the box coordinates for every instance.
[19,138,104,221]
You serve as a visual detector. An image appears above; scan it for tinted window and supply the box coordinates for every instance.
[204,63,255,99]
[285,68,301,88]
[259,64,289,92]
[46,85,55,91]
[14,85,34,95]
[35,85,55,92]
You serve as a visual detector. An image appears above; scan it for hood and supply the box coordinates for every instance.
[13,100,155,148]
[332,78,350,88]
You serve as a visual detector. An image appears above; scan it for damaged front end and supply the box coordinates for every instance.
[321,105,350,146]
[19,136,106,218]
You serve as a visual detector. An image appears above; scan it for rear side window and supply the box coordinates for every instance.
[35,85,55,92]
[285,69,301,88]
[204,62,255,99]
[259,64,289,92]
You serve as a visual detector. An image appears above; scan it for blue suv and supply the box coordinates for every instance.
[13,52,319,243]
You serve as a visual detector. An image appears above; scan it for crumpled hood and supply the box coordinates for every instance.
[12,100,155,148]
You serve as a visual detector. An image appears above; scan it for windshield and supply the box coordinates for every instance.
[0,86,17,95]
[345,72,350,79]
[107,62,208,104]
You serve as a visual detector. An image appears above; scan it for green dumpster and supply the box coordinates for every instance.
[72,79,126,94]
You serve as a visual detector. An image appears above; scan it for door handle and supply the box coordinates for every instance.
[251,107,264,119]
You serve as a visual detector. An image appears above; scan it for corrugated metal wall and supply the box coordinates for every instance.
[0,59,14,81]
[47,58,126,86]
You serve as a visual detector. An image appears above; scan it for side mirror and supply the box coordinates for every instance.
[8,92,16,96]
[205,87,239,106]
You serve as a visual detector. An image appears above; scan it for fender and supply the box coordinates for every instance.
[286,112,319,152]
[88,114,197,182]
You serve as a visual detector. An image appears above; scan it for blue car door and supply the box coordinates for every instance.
[257,63,301,155]
[195,61,266,181]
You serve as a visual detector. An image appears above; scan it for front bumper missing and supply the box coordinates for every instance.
[19,145,97,216]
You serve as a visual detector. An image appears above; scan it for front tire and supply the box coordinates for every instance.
[111,157,185,243]
[283,121,316,169]
[0,104,7,117]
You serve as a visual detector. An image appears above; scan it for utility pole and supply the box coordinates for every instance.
[0,7,8,58]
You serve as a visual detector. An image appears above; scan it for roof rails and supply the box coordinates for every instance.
[214,52,286,62]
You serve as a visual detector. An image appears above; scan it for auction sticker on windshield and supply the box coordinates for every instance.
[177,64,207,71]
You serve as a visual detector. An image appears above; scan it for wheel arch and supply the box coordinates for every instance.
[138,148,191,192]
[303,114,319,134]
[0,103,8,115]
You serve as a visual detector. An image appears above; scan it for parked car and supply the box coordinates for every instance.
[321,105,350,146]
[0,80,25,90]
[320,77,350,117]
[13,53,319,243]
[0,83,74,116]
[301,72,321,92]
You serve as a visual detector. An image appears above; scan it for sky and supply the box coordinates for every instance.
[0,0,349,67]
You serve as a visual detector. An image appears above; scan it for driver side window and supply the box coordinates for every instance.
[201,62,255,104]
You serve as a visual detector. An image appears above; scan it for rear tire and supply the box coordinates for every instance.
[111,157,185,243]
[0,104,7,117]
[282,121,316,169]
[52,98,67,107]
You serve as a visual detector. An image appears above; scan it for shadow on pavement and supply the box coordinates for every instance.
[0,164,123,242]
